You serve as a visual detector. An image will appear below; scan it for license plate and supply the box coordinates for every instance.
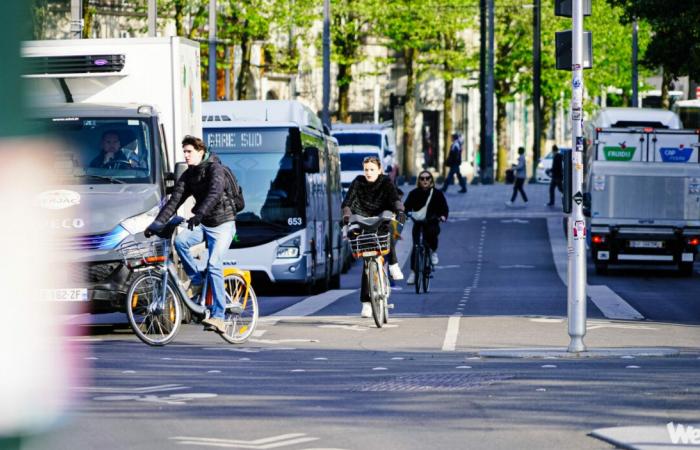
[40,288,89,302]
[629,240,664,249]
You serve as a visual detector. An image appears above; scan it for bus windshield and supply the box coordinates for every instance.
[205,127,305,244]
[340,152,379,171]
[39,117,154,184]
[333,133,381,148]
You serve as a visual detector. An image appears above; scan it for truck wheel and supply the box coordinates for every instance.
[594,262,608,275]
[678,262,694,277]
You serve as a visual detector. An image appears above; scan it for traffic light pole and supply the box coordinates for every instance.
[567,0,587,353]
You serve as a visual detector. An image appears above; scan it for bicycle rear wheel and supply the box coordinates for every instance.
[126,273,182,346]
[414,249,424,294]
[368,260,384,328]
[422,248,431,293]
[219,274,259,344]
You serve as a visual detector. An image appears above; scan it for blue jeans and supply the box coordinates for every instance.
[174,221,235,319]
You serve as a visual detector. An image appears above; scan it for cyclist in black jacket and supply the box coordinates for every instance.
[145,135,236,333]
[342,156,405,317]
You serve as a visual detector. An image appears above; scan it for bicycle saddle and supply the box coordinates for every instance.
[154,216,185,239]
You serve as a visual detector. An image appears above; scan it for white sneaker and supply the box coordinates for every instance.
[361,303,372,318]
[505,200,513,207]
[388,263,404,280]
[406,272,415,284]
[430,252,439,265]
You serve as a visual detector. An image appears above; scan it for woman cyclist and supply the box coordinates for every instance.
[342,156,406,318]
[403,170,449,285]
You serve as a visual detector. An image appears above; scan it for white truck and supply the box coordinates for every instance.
[22,37,202,313]
[584,107,700,275]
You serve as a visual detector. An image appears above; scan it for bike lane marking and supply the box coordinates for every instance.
[546,217,643,320]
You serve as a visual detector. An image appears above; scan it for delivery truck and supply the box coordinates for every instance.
[22,37,202,313]
[584,107,700,275]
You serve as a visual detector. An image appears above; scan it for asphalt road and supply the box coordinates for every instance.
[16,184,700,450]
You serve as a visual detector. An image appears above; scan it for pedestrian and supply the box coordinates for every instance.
[404,170,449,284]
[342,156,406,317]
[441,132,467,193]
[546,144,564,206]
[505,146,528,206]
[145,135,237,333]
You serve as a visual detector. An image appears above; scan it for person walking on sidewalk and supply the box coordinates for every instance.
[404,171,449,284]
[342,156,406,318]
[546,144,564,207]
[441,133,467,193]
[506,146,528,206]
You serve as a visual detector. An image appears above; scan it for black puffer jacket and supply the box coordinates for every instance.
[342,174,404,217]
[404,187,449,220]
[154,153,235,227]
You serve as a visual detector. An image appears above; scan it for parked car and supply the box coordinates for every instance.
[536,147,570,183]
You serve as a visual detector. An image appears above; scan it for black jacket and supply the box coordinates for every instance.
[404,187,449,220]
[342,174,404,217]
[155,153,235,227]
[550,152,563,180]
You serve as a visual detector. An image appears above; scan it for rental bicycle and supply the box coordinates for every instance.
[408,214,435,294]
[119,216,258,346]
[347,211,396,328]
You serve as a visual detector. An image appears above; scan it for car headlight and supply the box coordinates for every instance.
[120,205,160,235]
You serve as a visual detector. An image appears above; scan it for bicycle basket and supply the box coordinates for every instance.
[348,232,391,258]
[118,240,168,266]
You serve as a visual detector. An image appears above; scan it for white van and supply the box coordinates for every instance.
[331,123,398,195]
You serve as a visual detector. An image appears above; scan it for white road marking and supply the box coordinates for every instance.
[500,219,530,224]
[441,314,462,351]
[75,384,187,394]
[268,290,356,324]
[318,324,366,332]
[499,264,535,269]
[249,338,319,344]
[546,217,644,320]
[171,433,320,449]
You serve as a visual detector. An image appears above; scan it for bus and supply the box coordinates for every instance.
[672,99,700,130]
[202,100,343,292]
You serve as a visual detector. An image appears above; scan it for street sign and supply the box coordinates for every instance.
[555,0,591,17]
[556,31,593,70]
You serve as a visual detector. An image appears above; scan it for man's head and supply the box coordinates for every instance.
[101,131,121,155]
[362,155,382,183]
[518,146,525,155]
[452,132,459,141]
[182,135,207,166]
[552,144,559,153]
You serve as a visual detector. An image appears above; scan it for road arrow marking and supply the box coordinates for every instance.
[171,433,320,449]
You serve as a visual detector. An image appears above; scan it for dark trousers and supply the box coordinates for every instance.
[410,221,440,271]
[510,177,528,202]
[442,165,466,191]
[548,178,563,205]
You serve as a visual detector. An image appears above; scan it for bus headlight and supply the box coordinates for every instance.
[277,246,300,258]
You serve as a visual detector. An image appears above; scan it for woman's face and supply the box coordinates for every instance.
[418,172,432,189]
[363,161,381,182]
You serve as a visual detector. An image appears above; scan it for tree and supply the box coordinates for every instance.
[380,0,439,176]
[605,0,699,108]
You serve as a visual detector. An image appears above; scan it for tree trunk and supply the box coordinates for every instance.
[496,99,508,182]
[82,4,95,38]
[661,68,672,110]
[174,1,184,37]
[402,47,417,177]
[236,32,251,100]
[442,78,453,176]
[338,63,351,122]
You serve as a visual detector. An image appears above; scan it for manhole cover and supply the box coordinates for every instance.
[353,372,514,392]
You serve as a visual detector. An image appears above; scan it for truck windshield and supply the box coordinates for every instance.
[205,127,305,244]
[333,133,381,148]
[41,117,154,184]
[340,152,379,171]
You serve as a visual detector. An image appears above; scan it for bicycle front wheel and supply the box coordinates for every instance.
[126,273,182,346]
[368,259,385,328]
[219,274,259,344]
[422,248,432,293]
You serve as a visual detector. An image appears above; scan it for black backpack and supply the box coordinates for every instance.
[222,165,245,213]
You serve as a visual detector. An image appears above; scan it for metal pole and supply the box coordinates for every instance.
[631,19,639,107]
[531,0,541,183]
[148,0,157,37]
[483,0,495,184]
[208,0,217,101]
[478,0,486,184]
[322,0,331,128]
[373,84,380,124]
[70,0,83,39]
[568,0,587,353]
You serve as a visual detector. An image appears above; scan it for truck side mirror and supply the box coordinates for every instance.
[174,162,188,180]
[165,162,188,194]
[303,147,320,173]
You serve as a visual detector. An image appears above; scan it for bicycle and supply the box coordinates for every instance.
[408,214,435,294]
[347,211,395,328]
[119,216,258,346]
